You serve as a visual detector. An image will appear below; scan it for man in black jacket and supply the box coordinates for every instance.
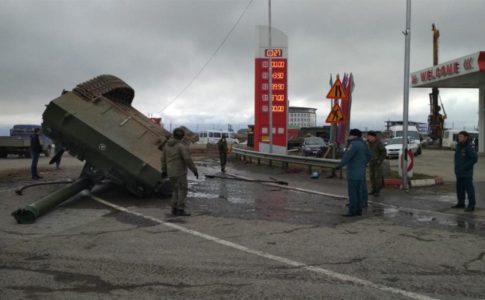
[30,128,43,179]
[452,131,478,212]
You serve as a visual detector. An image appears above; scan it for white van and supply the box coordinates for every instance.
[196,130,239,145]
[442,129,478,150]
[389,125,422,155]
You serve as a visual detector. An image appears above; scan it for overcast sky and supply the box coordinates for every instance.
[1,0,484,134]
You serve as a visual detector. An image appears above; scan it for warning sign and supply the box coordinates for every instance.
[326,78,347,99]
[325,103,345,123]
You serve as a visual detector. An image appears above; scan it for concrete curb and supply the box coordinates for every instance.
[384,176,444,188]
[410,176,444,187]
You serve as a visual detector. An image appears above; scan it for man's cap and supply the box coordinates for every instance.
[367,131,377,137]
[349,128,362,137]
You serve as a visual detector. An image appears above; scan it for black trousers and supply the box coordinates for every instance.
[456,177,476,208]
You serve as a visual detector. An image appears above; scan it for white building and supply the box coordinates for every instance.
[288,106,317,128]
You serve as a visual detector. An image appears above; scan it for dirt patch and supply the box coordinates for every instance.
[0,155,84,187]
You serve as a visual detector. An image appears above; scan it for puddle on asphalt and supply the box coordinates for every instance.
[415,215,435,222]
[188,165,485,234]
[371,204,484,234]
[412,194,456,204]
[188,191,248,204]
[188,192,220,199]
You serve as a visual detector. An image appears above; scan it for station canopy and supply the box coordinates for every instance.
[411,51,485,88]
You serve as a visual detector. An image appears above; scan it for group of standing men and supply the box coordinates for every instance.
[31,125,478,218]
[335,128,478,217]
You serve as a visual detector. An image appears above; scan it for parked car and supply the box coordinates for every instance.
[385,137,419,159]
[301,136,327,157]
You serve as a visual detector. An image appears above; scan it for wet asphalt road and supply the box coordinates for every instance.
[1,155,485,299]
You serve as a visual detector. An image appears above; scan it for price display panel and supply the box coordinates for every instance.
[254,56,288,151]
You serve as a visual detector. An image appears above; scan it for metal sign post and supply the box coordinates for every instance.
[268,0,273,153]
[326,75,348,158]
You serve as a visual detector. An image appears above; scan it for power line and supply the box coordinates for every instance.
[160,0,254,113]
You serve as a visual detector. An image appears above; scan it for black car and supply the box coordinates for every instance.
[302,136,327,157]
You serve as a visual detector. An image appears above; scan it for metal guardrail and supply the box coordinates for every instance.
[232,147,340,172]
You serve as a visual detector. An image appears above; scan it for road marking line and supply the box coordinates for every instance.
[91,195,439,300]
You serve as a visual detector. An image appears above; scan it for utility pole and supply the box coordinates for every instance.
[268,0,273,153]
[402,0,411,190]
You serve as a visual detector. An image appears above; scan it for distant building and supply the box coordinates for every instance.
[385,120,428,134]
[289,106,317,128]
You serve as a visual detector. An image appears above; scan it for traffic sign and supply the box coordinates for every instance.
[326,78,347,99]
[325,103,345,123]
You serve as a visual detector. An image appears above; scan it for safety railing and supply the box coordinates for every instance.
[231,147,340,173]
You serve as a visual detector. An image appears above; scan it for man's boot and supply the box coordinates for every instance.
[451,204,465,209]
[171,207,179,216]
[177,209,191,216]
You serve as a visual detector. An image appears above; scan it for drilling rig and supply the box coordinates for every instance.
[428,23,447,146]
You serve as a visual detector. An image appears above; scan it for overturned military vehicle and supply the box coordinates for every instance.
[12,75,173,224]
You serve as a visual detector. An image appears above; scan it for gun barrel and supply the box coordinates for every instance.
[11,177,92,224]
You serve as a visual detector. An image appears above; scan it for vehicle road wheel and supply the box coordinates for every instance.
[416,147,422,156]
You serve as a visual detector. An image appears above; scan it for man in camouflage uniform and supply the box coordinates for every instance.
[161,128,198,216]
[366,131,387,197]
[217,134,228,172]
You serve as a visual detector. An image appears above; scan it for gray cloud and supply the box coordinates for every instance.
[1,0,484,133]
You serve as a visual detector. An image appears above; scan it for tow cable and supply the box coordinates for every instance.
[15,179,74,195]
[205,174,288,186]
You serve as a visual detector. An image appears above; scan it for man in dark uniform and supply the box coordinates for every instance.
[334,129,371,217]
[366,131,387,197]
[49,142,65,169]
[452,131,478,212]
[30,128,43,179]
[217,134,228,172]
[161,128,198,216]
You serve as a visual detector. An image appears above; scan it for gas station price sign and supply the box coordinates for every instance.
[254,26,288,153]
